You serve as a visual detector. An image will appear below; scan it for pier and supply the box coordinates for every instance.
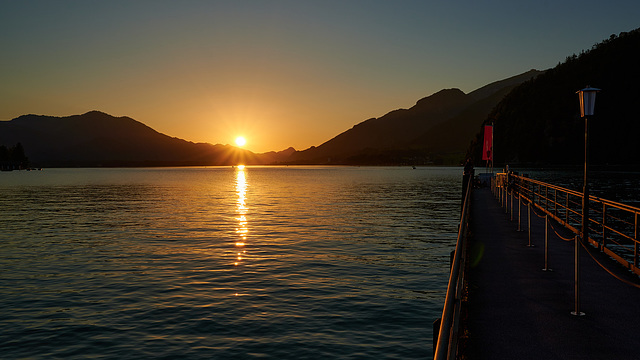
[435,174,640,360]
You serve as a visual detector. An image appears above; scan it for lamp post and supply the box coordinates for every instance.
[573,86,600,316]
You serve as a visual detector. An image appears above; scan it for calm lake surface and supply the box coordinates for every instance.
[0,166,463,359]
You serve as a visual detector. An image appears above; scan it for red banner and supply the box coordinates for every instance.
[482,125,493,161]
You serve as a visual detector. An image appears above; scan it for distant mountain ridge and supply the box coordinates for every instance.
[0,111,293,167]
[286,69,543,165]
[0,70,544,167]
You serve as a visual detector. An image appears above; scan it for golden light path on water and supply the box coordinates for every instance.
[234,165,248,270]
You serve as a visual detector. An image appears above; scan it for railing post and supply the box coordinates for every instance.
[545,185,548,212]
[572,235,585,316]
[554,188,558,218]
[601,203,606,251]
[462,169,472,213]
[527,202,533,247]
[531,184,535,204]
[565,193,569,225]
[495,175,640,284]
[510,190,514,221]
[504,187,508,214]
[635,213,639,270]
[517,193,523,232]
[543,215,552,271]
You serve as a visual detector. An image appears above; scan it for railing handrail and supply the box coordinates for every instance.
[498,173,640,275]
[514,175,640,214]
[434,174,472,360]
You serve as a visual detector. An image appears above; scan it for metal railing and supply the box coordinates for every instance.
[495,173,640,276]
[433,175,472,360]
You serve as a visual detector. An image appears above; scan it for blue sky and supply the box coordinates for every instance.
[1,0,638,152]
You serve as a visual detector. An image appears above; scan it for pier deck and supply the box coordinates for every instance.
[465,187,640,360]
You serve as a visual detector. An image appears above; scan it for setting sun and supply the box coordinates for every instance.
[235,136,246,147]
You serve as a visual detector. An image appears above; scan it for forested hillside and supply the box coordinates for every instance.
[468,29,640,166]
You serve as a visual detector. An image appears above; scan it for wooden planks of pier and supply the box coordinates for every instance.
[464,187,640,360]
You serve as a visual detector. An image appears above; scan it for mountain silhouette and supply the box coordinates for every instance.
[0,111,291,167]
[0,66,541,167]
[411,72,536,153]
[6,28,637,167]
[285,70,542,165]
[467,28,640,166]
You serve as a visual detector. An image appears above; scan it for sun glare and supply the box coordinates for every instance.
[235,136,246,147]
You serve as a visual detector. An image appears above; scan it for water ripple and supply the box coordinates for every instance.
[0,167,460,359]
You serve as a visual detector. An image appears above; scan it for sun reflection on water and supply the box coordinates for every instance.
[234,167,248,266]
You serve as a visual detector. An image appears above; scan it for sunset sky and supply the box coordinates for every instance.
[1,1,639,153]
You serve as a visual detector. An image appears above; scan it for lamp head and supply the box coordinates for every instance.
[577,86,600,117]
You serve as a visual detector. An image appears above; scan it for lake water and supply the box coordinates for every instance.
[0,166,462,359]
